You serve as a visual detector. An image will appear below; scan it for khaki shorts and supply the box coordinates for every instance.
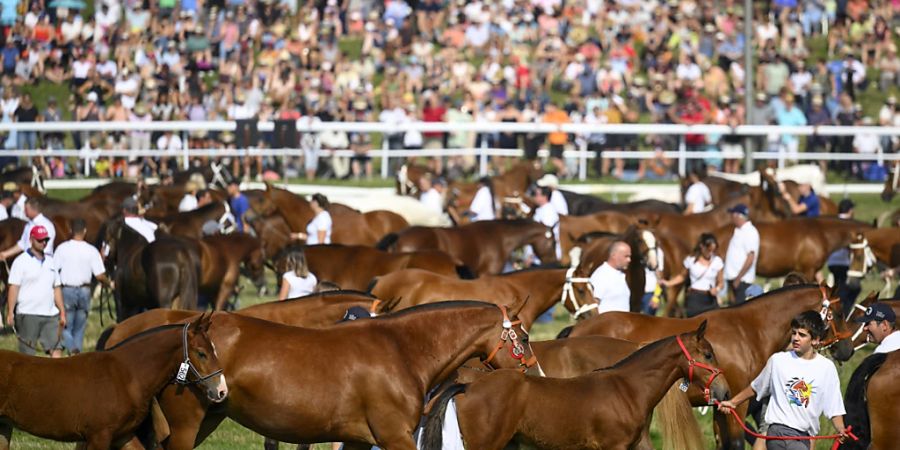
[15,314,62,355]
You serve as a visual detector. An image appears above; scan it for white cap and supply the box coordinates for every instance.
[536,174,559,188]
[86,92,98,102]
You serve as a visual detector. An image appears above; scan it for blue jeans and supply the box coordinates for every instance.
[62,286,91,353]
[17,131,37,150]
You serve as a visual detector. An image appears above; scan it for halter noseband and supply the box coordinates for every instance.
[847,239,876,278]
[817,287,852,349]
[675,335,724,405]
[175,323,224,386]
[560,266,597,319]
[482,305,538,372]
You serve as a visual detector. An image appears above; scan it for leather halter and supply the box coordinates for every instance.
[675,335,724,405]
[175,323,223,386]
[560,266,597,319]
[482,305,538,372]
[847,238,876,278]
[817,287,852,349]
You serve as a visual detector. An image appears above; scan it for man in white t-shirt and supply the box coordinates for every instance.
[719,311,849,446]
[418,175,445,215]
[684,168,713,214]
[856,303,900,354]
[588,241,632,314]
[0,197,57,261]
[531,185,561,260]
[535,174,569,216]
[724,203,759,305]
[122,197,158,243]
[467,178,495,222]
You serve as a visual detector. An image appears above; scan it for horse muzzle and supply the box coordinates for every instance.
[205,374,229,403]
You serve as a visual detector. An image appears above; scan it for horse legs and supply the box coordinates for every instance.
[0,423,11,450]
[213,268,240,311]
[85,432,113,450]
[117,436,147,450]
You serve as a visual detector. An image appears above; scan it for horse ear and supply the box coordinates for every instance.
[696,320,708,341]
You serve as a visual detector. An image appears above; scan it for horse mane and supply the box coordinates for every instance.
[713,283,821,311]
[593,335,674,371]
[842,353,889,449]
[271,242,306,261]
[496,263,565,276]
[279,289,377,303]
[386,300,496,318]
[574,231,621,243]
[102,324,184,351]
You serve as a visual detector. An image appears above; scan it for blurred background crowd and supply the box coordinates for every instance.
[0,0,897,181]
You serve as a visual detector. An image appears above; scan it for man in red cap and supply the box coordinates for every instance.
[0,197,57,261]
[5,224,65,357]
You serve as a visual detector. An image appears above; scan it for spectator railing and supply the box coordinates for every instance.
[2,121,898,180]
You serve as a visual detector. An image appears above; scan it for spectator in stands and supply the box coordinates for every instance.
[776,93,808,162]
[852,116,882,180]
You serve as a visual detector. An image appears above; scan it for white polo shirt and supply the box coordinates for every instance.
[589,262,631,314]
[468,186,495,222]
[124,216,158,243]
[0,205,7,221]
[178,194,198,212]
[420,188,443,215]
[533,202,561,259]
[8,250,61,316]
[724,221,760,283]
[549,189,569,216]
[305,211,332,245]
[684,181,713,213]
[18,213,57,256]
[874,330,900,354]
[11,195,26,220]
[54,239,106,287]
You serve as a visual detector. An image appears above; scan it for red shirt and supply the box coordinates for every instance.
[422,106,446,138]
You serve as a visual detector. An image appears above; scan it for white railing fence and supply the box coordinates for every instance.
[3,121,899,180]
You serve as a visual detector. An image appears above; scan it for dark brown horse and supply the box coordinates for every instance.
[376,219,558,276]
[422,322,728,450]
[847,228,900,278]
[194,233,266,310]
[156,202,235,239]
[881,161,898,202]
[445,161,544,222]
[0,166,43,192]
[558,211,637,265]
[368,265,596,328]
[271,244,469,291]
[252,185,410,246]
[842,349,900,449]
[713,217,874,280]
[559,284,855,449]
[97,290,388,351]
[104,302,540,450]
[0,315,225,450]
[560,189,683,216]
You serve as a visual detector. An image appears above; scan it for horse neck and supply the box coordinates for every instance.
[108,327,187,401]
[592,338,686,413]
[724,287,826,353]
[818,220,867,252]
[505,269,566,325]
[390,305,504,393]
[499,222,543,253]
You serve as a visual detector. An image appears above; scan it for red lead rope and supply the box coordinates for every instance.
[713,401,858,450]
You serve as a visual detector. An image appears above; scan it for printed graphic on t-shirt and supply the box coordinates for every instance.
[785,377,815,408]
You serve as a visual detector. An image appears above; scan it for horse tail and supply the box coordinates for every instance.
[365,277,379,295]
[455,264,476,279]
[657,382,704,450]
[840,353,888,449]
[421,383,467,450]
[95,325,116,351]
[556,325,574,339]
[375,233,399,251]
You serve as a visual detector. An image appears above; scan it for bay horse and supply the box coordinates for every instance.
[156,201,235,239]
[99,219,199,321]
[712,217,874,280]
[847,228,900,279]
[368,264,596,328]
[842,350,900,449]
[193,233,266,310]
[271,244,470,291]
[97,290,390,351]
[106,302,540,450]
[396,163,434,197]
[881,160,898,202]
[422,322,728,450]
[558,284,855,449]
[375,219,558,276]
[558,211,637,265]
[252,184,410,246]
[445,161,544,221]
[560,189,683,216]
[0,315,226,450]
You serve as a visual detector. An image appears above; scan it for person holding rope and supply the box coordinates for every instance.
[290,193,333,244]
[4,225,65,357]
[660,233,724,317]
[55,218,111,354]
[718,311,850,449]
[0,197,57,261]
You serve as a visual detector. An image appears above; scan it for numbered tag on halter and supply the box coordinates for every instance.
[679,380,689,392]
[177,362,190,383]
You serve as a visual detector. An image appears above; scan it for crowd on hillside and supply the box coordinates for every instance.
[0,0,897,181]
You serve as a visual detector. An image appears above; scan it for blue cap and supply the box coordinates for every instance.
[727,203,750,217]
[855,303,896,323]
[744,284,764,299]
[341,306,371,322]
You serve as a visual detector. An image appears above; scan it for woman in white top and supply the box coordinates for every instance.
[661,233,724,317]
[278,248,318,300]
[467,177,495,222]
[683,168,713,214]
[290,193,333,244]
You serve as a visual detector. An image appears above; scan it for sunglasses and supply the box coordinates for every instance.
[35,238,50,244]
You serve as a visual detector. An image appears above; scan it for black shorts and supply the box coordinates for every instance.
[549,143,564,159]
[351,154,371,163]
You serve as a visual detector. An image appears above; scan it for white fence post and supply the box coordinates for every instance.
[479,139,488,177]
[380,134,390,179]
[578,140,588,181]
[182,131,190,170]
[678,136,687,177]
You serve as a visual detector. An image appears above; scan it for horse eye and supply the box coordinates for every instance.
[197,351,207,360]
[704,352,712,360]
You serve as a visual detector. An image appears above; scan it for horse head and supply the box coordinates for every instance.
[499,191,534,220]
[97,218,124,273]
[528,222,559,265]
[559,247,598,321]
[881,162,898,202]
[182,313,228,403]
[847,233,877,288]
[676,321,730,405]
[241,238,268,294]
[479,304,542,375]
[816,283,856,362]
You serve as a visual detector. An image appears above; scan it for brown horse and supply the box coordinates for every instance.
[713,217,874,280]
[847,228,900,279]
[0,315,226,450]
[395,163,434,197]
[193,233,266,310]
[368,265,596,328]
[445,161,544,222]
[842,349,900,449]
[559,284,855,449]
[422,322,728,450]
[104,302,540,450]
[253,185,410,246]
[376,219,558,276]
[572,227,653,313]
[96,290,389,351]
[156,202,235,239]
[558,211,637,264]
[271,244,469,291]
[560,189,683,216]
[881,161,898,202]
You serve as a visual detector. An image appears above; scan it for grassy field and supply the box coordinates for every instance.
[0,190,895,449]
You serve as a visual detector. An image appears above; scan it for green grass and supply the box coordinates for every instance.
[2,191,892,449]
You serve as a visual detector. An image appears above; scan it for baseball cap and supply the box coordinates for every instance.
[121,197,138,210]
[838,198,855,214]
[727,203,750,217]
[536,174,560,188]
[30,225,49,241]
[341,306,371,322]
[855,303,896,323]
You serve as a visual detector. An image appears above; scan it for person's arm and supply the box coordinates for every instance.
[290,231,307,240]
[732,252,756,287]
[781,193,807,214]
[95,272,112,288]
[717,385,757,411]
[54,286,66,327]
[660,269,687,287]
[5,285,18,327]
[278,277,290,301]
[830,415,848,440]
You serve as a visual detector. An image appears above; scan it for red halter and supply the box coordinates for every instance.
[817,286,853,349]
[482,305,538,372]
[676,335,724,405]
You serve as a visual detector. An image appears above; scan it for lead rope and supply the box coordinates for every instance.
[714,402,857,449]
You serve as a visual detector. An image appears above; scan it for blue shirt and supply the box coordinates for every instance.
[799,192,820,217]
[230,194,250,232]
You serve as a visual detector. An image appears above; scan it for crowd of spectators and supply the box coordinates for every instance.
[0,0,897,181]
